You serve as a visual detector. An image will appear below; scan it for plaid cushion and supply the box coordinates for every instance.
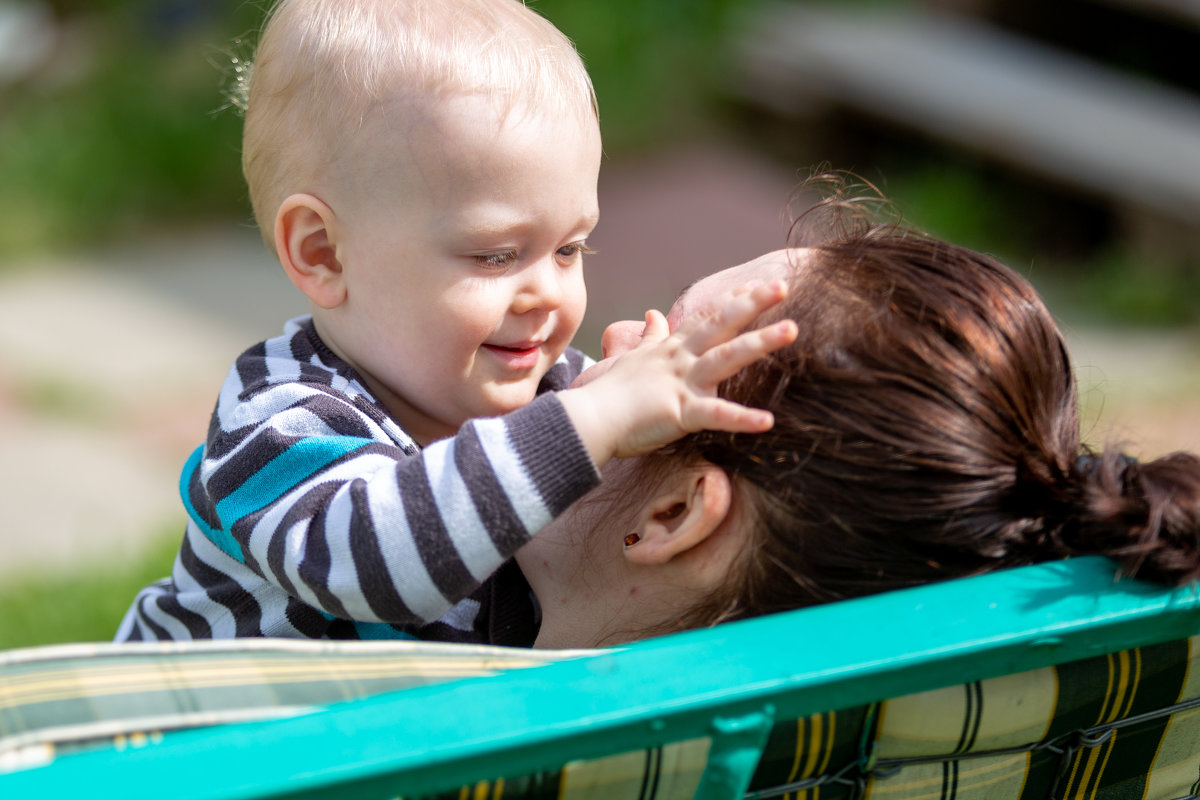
[0,639,570,772]
[3,637,1199,798]
[418,638,1200,800]
[743,636,1200,800]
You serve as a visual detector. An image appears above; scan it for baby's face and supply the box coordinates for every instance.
[320,94,601,443]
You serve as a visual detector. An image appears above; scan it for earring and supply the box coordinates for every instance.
[623,533,640,549]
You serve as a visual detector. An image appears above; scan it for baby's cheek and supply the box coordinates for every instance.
[565,275,588,328]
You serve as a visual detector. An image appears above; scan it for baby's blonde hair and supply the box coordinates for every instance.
[241,0,598,250]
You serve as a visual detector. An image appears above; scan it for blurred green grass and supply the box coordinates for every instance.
[0,525,180,649]
[0,2,260,254]
[0,0,745,257]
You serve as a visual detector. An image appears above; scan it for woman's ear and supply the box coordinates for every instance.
[274,194,347,309]
[624,464,733,566]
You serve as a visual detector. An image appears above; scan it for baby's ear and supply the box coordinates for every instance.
[275,194,346,309]
[624,465,733,566]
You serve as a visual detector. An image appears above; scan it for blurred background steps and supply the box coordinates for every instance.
[731,2,1200,226]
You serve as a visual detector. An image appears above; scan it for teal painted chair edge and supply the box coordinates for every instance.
[5,555,1199,800]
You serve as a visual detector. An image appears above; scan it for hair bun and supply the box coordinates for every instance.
[1074,450,1200,584]
[1075,452,1137,479]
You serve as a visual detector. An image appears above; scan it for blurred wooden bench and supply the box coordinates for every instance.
[729,2,1200,225]
[1097,0,1200,28]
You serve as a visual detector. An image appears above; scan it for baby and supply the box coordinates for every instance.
[116,0,795,644]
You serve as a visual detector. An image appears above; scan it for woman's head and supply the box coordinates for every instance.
[681,185,1200,626]
[535,180,1200,646]
[674,220,1086,624]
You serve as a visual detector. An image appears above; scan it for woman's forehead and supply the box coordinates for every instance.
[666,249,803,330]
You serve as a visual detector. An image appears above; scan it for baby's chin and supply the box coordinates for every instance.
[477,383,542,418]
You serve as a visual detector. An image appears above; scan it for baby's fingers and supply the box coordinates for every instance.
[685,397,775,434]
[639,308,670,346]
[682,279,788,353]
[690,318,798,388]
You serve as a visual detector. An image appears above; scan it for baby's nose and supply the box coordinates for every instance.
[601,320,645,359]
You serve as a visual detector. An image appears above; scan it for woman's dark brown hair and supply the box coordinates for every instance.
[643,177,1200,629]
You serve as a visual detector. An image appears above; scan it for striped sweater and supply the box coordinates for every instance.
[116,317,599,644]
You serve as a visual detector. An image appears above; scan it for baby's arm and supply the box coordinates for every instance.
[146,333,600,639]
[221,402,592,631]
[559,280,797,467]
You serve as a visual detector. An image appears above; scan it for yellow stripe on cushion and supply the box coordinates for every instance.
[1,658,511,707]
[558,739,710,800]
[1137,638,1200,800]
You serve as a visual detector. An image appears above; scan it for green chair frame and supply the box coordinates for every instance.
[4,556,1199,799]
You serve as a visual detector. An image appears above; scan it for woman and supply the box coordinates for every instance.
[517,181,1200,649]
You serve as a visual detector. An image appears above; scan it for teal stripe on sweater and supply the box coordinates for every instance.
[181,437,374,563]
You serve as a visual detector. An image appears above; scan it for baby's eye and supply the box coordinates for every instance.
[557,242,596,260]
[475,251,518,269]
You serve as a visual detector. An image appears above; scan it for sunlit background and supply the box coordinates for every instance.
[1,0,1198,646]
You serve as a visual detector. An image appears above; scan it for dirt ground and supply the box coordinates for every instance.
[1,141,1198,580]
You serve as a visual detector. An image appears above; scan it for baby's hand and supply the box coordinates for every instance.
[559,280,797,466]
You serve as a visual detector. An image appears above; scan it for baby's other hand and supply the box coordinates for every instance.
[561,280,797,465]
